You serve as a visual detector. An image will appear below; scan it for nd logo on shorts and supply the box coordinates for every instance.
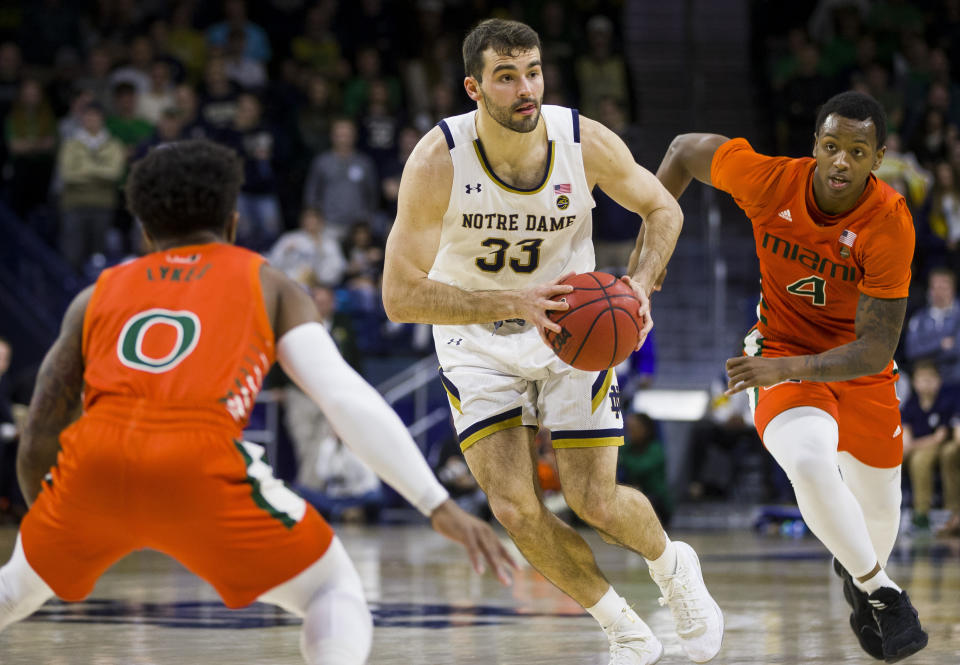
[117,308,201,373]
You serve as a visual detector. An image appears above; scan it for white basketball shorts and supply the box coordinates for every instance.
[434,319,625,452]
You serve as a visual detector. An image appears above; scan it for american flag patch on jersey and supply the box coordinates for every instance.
[839,229,857,247]
[554,183,571,194]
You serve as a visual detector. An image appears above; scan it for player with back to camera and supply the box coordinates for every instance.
[652,90,928,662]
[382,18,723,665]
[0,140,516,665]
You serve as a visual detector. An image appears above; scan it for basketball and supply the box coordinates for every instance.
[545,272,643,371]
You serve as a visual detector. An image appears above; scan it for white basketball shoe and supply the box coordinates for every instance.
[602,606,664,665]
[649,541,724,663]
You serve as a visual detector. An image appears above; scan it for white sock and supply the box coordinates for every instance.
[855,568,902,595]
[586,585,628,629]
[644,535,677,577]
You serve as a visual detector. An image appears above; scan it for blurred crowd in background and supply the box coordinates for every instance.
[0,0,959,536]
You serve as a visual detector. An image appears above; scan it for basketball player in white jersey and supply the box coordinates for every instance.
[383,19,723,665]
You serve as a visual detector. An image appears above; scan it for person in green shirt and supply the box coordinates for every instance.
[105,82,154,157]
[619,412,673,527]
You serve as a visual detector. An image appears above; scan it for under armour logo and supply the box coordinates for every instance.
[609,385,622,419]
[465,183,482,194]
[447,338,463,345]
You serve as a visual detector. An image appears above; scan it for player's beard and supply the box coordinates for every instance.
[480,89,542,133]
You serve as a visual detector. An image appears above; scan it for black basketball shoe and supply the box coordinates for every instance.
[833,558,884,660]
[868,587,929,663]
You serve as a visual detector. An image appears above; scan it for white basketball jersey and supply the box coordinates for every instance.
[428,105,595,291]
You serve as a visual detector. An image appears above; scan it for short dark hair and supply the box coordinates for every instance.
[929,265,956,285]
[126,139,243,240]
[462,19,541,81]
[815,90,887,148]
[911,360,940,377]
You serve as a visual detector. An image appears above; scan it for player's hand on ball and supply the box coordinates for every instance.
[517,272,574,342]
[725,356,789,395]
[619,275,653,350]
[429,499,519,586]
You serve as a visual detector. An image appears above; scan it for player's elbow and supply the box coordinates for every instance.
[382,282,411,323]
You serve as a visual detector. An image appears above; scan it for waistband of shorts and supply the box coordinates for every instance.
[85,395,243,432]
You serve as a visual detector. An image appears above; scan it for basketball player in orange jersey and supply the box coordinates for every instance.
[383,18,722,665]
[0,140,516,665]
[651,91,928,662]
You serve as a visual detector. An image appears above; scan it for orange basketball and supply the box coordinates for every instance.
[545,272,642,371]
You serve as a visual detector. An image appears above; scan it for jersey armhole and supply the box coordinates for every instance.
[250,256,276,354]
[81,275,109,359]
[438,120,455,150]
[571,109,580,143]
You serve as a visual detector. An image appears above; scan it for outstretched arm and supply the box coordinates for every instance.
[18,286,93,505]
[381,128,572,336]
[265,266,518,584]
[726,294,907,392]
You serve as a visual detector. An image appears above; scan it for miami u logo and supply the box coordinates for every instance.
[117,308,201,373]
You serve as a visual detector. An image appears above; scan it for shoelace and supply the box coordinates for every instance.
[604,607,657,659]
[656,569,709,634]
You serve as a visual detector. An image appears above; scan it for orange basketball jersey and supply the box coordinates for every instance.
[82,242,273,436]
[711,138,914,356]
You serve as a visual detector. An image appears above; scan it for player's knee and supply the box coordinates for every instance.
[486,492,543,534]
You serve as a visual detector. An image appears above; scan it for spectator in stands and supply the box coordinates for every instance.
[206,0,271,64]
[940,416,960,536]
[592,96,644,272]
[873,132,932,212]
[619,412,672,527]
[57,103,125,272]
[222,28,267,91]
[109,35,154,95]
[198,56,240,131]
[173,83,208,140]
[341,221,384,288]
[167,1,207,83]
[575,15,629,120]
[58,88,95,142]
[303,117,378,239]
[380,125,420,220]
[412,81,460,136]
[905,267,960,388]
[267,207,346,286]
[106,82,154,157]
[282,276,380,522]
[776,42,834,156]
[133,107,185,159]
[5,78,57,217]
[136,60,176,124]
[290,3,343,80]
[923,162,960,265]
[222,93,282,250]
[297,74,337,158]
[75,44,114,111]
[343,46,402,119]
[908,108,953,168]
[901,361,959,531]
[357,79,403,175]
[686,374,770,502]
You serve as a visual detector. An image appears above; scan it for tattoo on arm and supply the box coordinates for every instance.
[793,294,907,382]
[18,288,90,504]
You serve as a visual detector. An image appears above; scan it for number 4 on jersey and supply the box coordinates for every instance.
[786,275,826,306]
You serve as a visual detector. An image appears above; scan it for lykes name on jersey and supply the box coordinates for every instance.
[461,212,577,233]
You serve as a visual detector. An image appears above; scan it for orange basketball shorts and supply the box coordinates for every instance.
[743,329,903,468]
[20,409,334,608]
